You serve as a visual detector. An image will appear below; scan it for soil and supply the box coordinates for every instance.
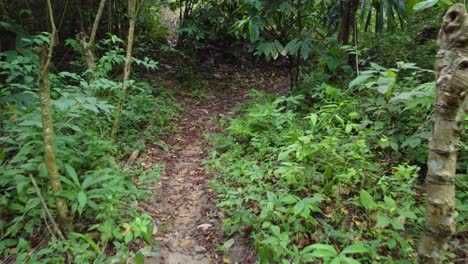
[139,63,290,264]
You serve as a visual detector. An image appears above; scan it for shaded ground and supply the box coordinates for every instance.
[140,63,289,263]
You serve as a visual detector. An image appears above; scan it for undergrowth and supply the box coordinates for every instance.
[207,63,467,263]
[0,34,179,262]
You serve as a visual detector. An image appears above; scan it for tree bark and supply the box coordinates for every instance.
[78,0,107,79]
[417,4,467,264]
[111,0,137,142]
[338,0,358,45]
[39,0,73,235]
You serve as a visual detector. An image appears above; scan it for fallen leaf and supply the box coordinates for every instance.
[223,238,235,249]
[122,226,132,236]
[179,239,191,247]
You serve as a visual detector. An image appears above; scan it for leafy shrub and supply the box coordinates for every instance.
[207,84,465,263]
[0,34,178,262]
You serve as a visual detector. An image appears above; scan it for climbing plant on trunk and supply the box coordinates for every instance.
[417,4,467,263]
[39,0,73,235]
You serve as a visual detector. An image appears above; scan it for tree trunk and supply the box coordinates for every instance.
[417,4,467,264]
[78,0,107,79]
[338,0,358,45]
[111,0,137,142]
[39,0,72,235]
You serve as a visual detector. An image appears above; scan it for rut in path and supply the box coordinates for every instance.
[140,64,289,264]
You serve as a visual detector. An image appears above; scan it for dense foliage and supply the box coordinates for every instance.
[207,68,466,262]
[0,27,178,264]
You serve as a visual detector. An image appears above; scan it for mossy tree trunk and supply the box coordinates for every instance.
[417,4,467,263]
[39,0,73,235]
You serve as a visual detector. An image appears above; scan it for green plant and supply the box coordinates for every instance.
[121,215,154,245]
[207,90,429,262]
[0,32,176,262]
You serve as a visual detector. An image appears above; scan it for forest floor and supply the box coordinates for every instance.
[139,62,290,264]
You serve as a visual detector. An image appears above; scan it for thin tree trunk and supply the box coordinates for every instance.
[417,4,467,263]
[78,0,107,79]
[294,0,302,88]
[353,17,359,75]
[40,0,72,235]
[108,0,112,34]
[111,0,137,142]
[179,0,183,26]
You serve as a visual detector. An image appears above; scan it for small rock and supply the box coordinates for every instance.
[197,223,212,231]
[194,245,207,253]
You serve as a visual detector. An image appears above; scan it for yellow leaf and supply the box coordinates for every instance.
[122,226,132,236]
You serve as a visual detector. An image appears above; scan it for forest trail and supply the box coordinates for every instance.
[141,64,290,264]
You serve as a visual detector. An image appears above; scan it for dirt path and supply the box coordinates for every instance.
[142,64,289,264]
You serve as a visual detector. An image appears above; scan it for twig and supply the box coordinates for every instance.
[28,174,66,240]
[126,149,141,165]
[42,209,58,241]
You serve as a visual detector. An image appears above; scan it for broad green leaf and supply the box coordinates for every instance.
[387,238,397,249]
[270,225,281,236]
[341,256,361,264]
[341,244,369,254]
[78,191,87,210]
[135,252,145,264]
[267,191,277,202]
[310,249,337,258]
[376,76,395,94]
[303,244,337,256]
[142,223,153,244]
[64,164,80,187]
[82,103,99,113]
[345,123,353,133]
[294,200,305,215]
[82,175,108,189]
[271,45,279,60]
[384,196,396,208]
[330,256,341,264]
[258,245,275,263]
[280,195,298,204]
[399,210,417,219]
[307,113,318,126]
[274,40,284,56]
[413,0,438,11]
[278,149,292,161]
[391,217,405,230]
[70,233,102,254]
[248,20,259,42]
[360,190,375,210]
[303,196,322,205]
[301,41,310,60]
[55,190,75,200]
[262,221,272,229]
[284,39,302,55]
[125,232,133,244]
[349,74,372,88]
[375,215,392,228]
